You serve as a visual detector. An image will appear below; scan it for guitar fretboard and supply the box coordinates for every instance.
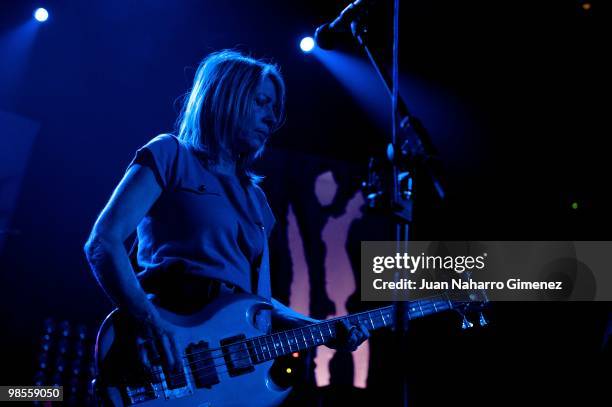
[248,295,453,364]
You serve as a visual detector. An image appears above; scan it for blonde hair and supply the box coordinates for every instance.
[175,50,285,183]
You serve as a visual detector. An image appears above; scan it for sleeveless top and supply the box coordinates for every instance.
[127,134,275,300]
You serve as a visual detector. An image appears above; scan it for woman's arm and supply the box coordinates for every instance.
[84,164,161,319]
[84,164,181,370]
[271,298,318,328]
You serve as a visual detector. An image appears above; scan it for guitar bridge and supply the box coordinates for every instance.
[150,364,193,402]
[125,383,158,404]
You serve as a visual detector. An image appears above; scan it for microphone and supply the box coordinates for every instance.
[314,0,373,50]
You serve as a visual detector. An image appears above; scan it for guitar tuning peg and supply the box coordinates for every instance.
[461,315,474,330]
[479,312,488,327]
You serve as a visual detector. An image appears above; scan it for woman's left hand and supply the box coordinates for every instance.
[326,320,370,352]
[269,298,369,351]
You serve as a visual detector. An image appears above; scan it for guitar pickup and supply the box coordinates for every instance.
[220,334,255,377]
[186,341,220,388]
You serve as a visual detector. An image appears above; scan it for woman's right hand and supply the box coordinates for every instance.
[128,309,183,374]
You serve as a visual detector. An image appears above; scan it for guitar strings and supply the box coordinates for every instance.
[148,313,384,383]
[157,307,378,362]
[178,298,446,360]
[150,299,457,386]
[146,313,383,386]
[146,312,398,384]
[144,300,445,383]
[127,295,454,385]
[143,300,460,386]
[177,307,381,358]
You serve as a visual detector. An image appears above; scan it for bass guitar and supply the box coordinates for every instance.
[93,292,486,406]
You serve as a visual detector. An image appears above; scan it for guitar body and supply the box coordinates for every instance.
[94,294,291,407]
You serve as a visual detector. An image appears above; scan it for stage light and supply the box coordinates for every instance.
[582,3,592,11]
[34,8,49,22]
[571,202,579,210]
[285,368,292,374]
[300,37,315,53]
[291,352,300,358]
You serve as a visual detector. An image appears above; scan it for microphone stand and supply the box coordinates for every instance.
[348,2,446,406]
[350,23,445,201]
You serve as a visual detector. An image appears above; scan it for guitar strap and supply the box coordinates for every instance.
[249,188,273,333]
[252,234,271,300]
[249,185,272,301]
[127,234,141,273]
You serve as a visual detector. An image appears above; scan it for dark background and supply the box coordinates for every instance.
[0,0,609,405]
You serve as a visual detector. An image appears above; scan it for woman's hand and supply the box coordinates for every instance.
[270,298,369,352]
[126,308,183,374]
[326,320,370,352]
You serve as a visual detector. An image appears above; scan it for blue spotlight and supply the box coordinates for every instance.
[300,37,315,53]
[34,8,49,22]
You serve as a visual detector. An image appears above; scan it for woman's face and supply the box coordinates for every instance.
[237,76,278,154]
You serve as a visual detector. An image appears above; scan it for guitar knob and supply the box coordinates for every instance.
[479,312,488,327]
[461,316,474,330]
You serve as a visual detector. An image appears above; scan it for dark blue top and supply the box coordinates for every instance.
[127,134,275,296]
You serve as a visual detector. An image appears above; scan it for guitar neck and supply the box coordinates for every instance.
[248,294,453,364]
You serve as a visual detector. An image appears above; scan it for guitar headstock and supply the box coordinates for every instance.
[447,288,490,330]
